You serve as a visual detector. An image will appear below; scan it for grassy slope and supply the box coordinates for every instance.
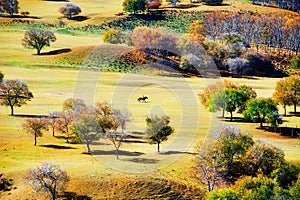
[1,0,300,199]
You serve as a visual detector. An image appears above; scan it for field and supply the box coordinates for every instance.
[1,0,300,199]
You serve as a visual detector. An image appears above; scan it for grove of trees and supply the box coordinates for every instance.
[195,125,300,199]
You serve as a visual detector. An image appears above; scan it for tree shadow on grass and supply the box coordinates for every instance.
[159,151,196,155]
[90,150,144,157]
[259,126,300,138]
[40,144,76,149]
[126,158,159,164]
[40,48,71,56]
[219,117,248,123]
[60,192,91,200]
[70,16,90,22]
[0,15,40,19]
[13,114,48,118]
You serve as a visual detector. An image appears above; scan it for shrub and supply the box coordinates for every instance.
[102,29,127,44]
[290,55,300,69]
[123,0,146,14]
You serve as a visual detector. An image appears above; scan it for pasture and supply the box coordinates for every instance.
[1,0,300,198]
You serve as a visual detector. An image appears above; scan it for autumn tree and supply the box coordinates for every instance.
[145,115,174,152]
[55,111,74,143]
[243,98,281,128]
[286,75,300,113]
[23,118,49,146]
[122,0,146,14]
[0,79,33,115]
[75,106,101,154]
[273,79,292,116]
[0,0,19,16]
[62,98,86,112]
[25,161,69,200]
[58,2,81,19]
[48,111,58,136]
[131,26,178,59]
[22,29,56,55]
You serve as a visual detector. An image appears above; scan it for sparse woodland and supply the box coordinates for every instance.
[0,0,300,199]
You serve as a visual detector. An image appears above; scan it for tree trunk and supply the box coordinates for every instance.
[34,132,37,146]
[10,105,14,115]
[157,142,160,152]
[230,111,233,122]
[294,103,297,113]
[52,127,55,137]
[222,108,225,118]
[86,143,91,154]
[37,48,41,55]
[260,121,263,128]
[116,148,119,160]
[284,104,286,116]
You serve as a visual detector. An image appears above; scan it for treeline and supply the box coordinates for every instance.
[252,0,300,13]
[204,12,300,56]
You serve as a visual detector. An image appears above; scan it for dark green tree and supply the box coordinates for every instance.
[271,162,300,189]
[145,115,174,152]
[22,29,56,55]
[243,98,280,128]
[0,71,3,82]
[123,0,146,14]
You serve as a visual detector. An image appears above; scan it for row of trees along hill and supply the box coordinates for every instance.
[194,125,300,199]
[252,0,300,13]
[198,78,300,128]
[22,98,174,158]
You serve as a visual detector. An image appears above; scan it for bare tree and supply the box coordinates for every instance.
[48,111,58,136]
[0,79,33,115]
[25,161,69,200]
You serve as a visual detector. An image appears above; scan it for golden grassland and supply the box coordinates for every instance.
[0,0,300,199]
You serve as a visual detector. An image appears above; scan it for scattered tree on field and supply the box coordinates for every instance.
[273,79,294,116]
[55,111,74,143]
[123,0,146,14]
[0,0,19,16]
[106,109,130,159]
[0,79,33,115]
[58,2,81,19]
[285,75,300,113]
[23,118,49,146]
[22,29,56,55]
[145,115,174,152]
[74,106,101,154]
[48,111,59,136]
[25,161,69,200]
[62,98,86,112]
[243,98,281,128]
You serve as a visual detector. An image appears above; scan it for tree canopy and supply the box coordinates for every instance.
[58,2,81,19]
[0,0,19,16]
[123,0,146,14]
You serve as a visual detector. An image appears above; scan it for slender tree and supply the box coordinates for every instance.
[22,118,49,146]
[145,115,174,152]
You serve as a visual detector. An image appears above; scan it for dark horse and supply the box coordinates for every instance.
[137,96,148,102]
